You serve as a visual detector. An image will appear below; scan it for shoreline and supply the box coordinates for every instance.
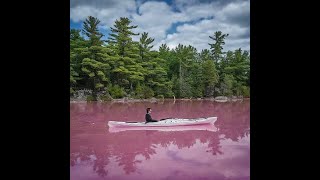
[70,97,250,103]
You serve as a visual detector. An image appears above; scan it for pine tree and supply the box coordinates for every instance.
[208,31,229,64]
[69,16,250,100]
[208,31,229,96]
[70,29,87,93]
[107,17,143,93]
[139,32,154,61]
[171,44,197,98]
[224,48,250,96]
[139,33,172,97]
[159,44,172,76]
[80,16,111,99]
[199,49,212,62]
[220,74,234,96]
[202,59,219,97]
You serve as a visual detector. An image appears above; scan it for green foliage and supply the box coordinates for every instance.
[202,60,218,97]
[70,16,250,100]
[171,75,180,97]
[157,81,174,98]
[190,64,204,98]
[70,88,75,95]
[159,44,171,69]
[139,32,154,58]
[169,44,198,98]
[70,28,87,88]
[139,33,171,97]
[134,83,144,99]
[220,74,234,96]
[82,16,104,46]
[107,17,142,92]
[134,84,154,99]
[241,86,250,97]
[86,95,96,101]
[108,85,126,98]
[100,94,113,101]
[142,85,154,99]
[157,95,164,99]
[79,16,111,98]
[209,31,229,63]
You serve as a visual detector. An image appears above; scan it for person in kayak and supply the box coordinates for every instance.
[145,108,158,123]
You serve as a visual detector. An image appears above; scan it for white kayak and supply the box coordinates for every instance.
[108,117,217,128]
[108,123,218,133]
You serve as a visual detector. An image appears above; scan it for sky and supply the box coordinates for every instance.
[70,0,250,52]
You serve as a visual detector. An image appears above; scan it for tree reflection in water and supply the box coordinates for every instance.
[70,100,250,178]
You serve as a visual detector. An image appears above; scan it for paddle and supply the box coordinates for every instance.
[126,117,174,123]
[159,117,173,121]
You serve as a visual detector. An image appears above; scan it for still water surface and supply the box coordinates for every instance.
[70,99,250,180]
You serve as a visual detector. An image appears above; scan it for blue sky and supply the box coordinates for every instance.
[70,0,250,52]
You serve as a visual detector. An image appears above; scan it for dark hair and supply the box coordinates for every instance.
[146,108,151,113]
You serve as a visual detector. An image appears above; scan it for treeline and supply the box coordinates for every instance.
[70,16,250,100]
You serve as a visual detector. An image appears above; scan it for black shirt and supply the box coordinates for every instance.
[145,113,157,122]
[145,113,152,122]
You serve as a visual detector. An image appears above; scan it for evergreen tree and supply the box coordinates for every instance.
[208,31,229,64]
[70,29,87,92]
[224,48,250,96]
[107,17,143,93]
[171,44,197,98]
[69,16,250,100]
[159,44,172,74]
[139,33,172,97]
[202,60,219,97]
[80,16,111,99]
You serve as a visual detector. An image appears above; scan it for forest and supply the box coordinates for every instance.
[70,16,250,101]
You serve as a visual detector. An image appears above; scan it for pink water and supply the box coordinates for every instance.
[70,99,250,180]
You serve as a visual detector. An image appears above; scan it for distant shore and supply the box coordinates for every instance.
[70,97,250,103]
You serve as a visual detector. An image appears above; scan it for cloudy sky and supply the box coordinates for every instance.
[70,0,250,52]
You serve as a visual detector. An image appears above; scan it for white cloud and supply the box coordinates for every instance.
[159,17,249,52]
[156,0,250,51]
[70,0,136,27]
[131,1,185,45]
[70,0,250,52]
[215,0,250,27]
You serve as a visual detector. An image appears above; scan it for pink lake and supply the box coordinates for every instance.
[70,99,250,180]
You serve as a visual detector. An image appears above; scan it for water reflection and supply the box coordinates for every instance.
[70,100,250,179]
